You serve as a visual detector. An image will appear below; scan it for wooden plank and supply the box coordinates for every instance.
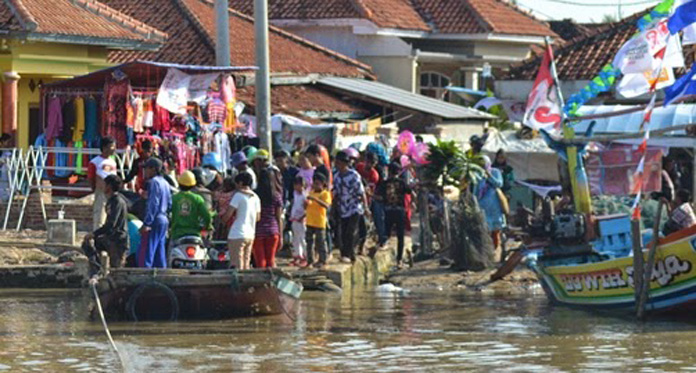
[637,200,665,319]
[631,219,644,317]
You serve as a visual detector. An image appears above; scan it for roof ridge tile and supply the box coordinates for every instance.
[4,0,37,30]
[173,0,217,51]
[460,0,494,33]
[70,0,168,41]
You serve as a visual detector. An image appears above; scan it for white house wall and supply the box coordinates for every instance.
[495,80,591,101]
[359,55,417,92]
[278,25,413,59]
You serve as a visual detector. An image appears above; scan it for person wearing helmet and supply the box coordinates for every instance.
[202,152,223,174]
[344,147,360,167]
[170,170,213,242]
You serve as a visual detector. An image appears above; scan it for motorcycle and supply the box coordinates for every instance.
[207,240,231,270]
[169,235,208,270]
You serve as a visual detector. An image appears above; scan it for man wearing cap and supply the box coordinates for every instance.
[138,157,172,268]
[230,151,257,190]
[88,136,118,230]
[170,170,213,242]
[333,151,370,263]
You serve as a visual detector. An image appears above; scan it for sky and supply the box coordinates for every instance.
[515,0,661,23]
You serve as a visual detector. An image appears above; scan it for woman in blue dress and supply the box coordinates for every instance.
[475,156,506,251]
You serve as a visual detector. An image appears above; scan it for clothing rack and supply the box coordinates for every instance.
[45,90,103,96]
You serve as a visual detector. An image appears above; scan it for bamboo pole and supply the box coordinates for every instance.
[637,200,665,319]
[631,219,644,317]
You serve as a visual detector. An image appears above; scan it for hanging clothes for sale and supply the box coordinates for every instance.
[83,96,100,145]
[45,96,63,141]
[221,75,237,133]
[153,102,171,132]
[214,130,230,175]
[103,74,131,148]
[143,99,154,129]
[73,97,86,143]
[61,98,76,142]
[207,97,226,125]
[54,139,71,178]
[133,97,145,133]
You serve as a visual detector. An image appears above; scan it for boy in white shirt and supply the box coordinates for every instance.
[225,172,261,270]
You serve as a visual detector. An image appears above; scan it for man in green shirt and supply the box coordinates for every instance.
[170,170,213,241]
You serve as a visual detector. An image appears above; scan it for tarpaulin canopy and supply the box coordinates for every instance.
[43,61,257,90]
[573,104,696,135]
[482,130,560,181]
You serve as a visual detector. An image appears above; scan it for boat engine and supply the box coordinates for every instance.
[551,213,586,244]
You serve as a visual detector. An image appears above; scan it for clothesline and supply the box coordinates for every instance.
[44,90,103,96]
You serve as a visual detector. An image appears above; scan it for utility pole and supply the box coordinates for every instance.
[254,0,272,152]
[618,0,622,20]
[215,0,231,66]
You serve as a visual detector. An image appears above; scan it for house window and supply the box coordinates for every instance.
[420,72,450,100]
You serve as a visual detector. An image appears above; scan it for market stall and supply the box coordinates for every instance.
[40,61,258,176]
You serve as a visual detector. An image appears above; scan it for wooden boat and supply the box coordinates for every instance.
[531,219,696,314]
[92,268,303,321]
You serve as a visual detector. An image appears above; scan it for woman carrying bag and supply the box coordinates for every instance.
[475,156,507,257]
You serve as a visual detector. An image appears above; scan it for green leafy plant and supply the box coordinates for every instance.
[423,140,484,188]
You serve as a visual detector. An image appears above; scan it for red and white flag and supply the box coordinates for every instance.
[523,45,563,133]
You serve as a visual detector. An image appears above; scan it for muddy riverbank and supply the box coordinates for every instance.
[388,258,542,295]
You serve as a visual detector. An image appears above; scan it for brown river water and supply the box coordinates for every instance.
[1,288,696,372]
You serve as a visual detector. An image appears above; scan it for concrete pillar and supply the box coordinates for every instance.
[215,0,231,66]
[462,69,479,91]
[2,72,19,144]
[254,0,272,152]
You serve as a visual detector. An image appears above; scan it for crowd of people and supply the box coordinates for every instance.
[84,135,422,271]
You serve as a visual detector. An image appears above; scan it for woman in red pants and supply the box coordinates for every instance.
[252,154,284,268]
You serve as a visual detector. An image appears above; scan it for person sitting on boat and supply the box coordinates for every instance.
[83,174,129,270]
[170,170,214,242]
[662,189,696,236]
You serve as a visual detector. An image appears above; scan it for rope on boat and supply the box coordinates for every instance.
[90,278,127,371]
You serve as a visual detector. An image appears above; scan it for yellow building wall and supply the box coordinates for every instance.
[3,42,114,148]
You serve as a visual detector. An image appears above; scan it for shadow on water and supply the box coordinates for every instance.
[1,288,696,371]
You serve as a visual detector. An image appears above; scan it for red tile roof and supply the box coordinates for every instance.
[103,0,373,77]
[504,11,643,81]
[237,84,369,120]
[230,0,554,36]
[229,0,429,31]
[410,0,556,36]
[0,0,166,46]
[549,19,608,42]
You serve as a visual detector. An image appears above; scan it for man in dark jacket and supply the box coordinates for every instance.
[84,174,129,269]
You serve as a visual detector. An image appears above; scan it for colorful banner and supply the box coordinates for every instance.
[585,144,663,196]
[272,120,337,153]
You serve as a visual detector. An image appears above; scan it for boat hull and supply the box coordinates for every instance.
[94,268,303,320]
[534,225,696,314]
